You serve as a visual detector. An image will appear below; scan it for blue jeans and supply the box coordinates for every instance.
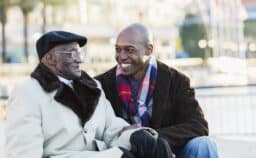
[176,136,218,158]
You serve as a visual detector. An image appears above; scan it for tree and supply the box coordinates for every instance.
[40,0,68,33]
[179,13,208,58]
[0,0,17,62]
[19,0,38,63]
[0,0,8,62]
[244,20,256,40]
[0,0,18,63]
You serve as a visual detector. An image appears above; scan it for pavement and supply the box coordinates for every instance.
[1,120,256,158]
[213,135,256,158]
[0,122,5,158]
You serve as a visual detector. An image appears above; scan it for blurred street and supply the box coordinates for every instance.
[0,122,5,158]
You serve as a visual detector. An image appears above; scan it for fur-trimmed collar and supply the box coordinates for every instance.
[31,63,101,125]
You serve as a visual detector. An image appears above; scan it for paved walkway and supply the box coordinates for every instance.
[213,135,256,158]
[0,122,5,158]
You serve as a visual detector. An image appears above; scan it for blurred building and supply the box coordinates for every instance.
[243,0,256,21]
[2,0,189,63]
[186,0,246,58]
[72,0,187,62]
[242,0,256,58]
[1,0,250,63]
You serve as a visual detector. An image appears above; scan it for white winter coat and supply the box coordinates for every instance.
[6,64,134,158]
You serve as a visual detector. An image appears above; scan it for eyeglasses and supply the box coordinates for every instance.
[54,49,82,59]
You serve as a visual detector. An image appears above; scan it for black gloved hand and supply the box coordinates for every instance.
[155,137,175,158]
[120,147,136,158]
[130,129,158,158]
[130,129,175,158]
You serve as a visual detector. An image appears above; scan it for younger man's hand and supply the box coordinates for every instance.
[130,129,174,158]
[130,129,157,158]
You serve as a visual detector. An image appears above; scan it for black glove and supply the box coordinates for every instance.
[130,129,174,158]
[155,137,175,158]
[120,147,136,158]
[130,129,157,158]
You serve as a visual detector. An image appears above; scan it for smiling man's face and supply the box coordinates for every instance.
[115,29,151,79]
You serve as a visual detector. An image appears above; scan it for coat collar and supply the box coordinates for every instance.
[103,61,171,127]
[31,63,101,125]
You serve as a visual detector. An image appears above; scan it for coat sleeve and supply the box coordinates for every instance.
[101,90,132,148]
[156,74,208,149]
[5,84,44,158]
[6,82,125,158]
[94,80,134,150]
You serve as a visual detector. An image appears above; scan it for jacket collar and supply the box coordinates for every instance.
[31,63,101,125]
[31,63,60,92]
[106,61,171,128]
[103,61,171,126]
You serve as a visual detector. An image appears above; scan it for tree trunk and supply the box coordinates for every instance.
[23,13,29,63]
[1,21,6,63]
[41,2,46,33]
[0,6,7,63]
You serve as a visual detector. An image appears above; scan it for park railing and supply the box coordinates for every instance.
[1,84,256,135]
[196,84,256,136]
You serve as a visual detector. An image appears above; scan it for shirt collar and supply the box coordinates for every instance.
[58,76,73,88]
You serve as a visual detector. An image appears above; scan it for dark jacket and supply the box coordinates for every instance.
[95,61,208,150]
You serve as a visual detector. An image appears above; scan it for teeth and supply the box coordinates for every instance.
[121,64,131,68]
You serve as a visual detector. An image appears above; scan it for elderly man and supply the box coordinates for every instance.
[6,31,174,158]
[96,23,218,158]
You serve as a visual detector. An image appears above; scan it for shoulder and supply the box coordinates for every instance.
[7,78,45,119]
[9,77,49,106]
[95,66,116,81]
[157,61,190,82]
[94,79,108,98]
[11,77,43,95]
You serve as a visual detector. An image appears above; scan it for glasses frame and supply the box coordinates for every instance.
[54,49,82,60]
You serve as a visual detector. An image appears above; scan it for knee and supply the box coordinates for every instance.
[177,136,218,158]
[176,137,218,158]
[186,136,218,153]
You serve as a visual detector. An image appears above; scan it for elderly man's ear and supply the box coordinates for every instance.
[42,53,57,66]
[145,44,153,56]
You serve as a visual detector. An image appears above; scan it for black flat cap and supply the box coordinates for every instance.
[36,31,87,60]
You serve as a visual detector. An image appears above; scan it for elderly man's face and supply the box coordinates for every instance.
[51,42,82,80]
[115,30,149,79]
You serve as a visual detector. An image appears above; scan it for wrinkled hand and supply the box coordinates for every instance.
[130,129,174,158]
